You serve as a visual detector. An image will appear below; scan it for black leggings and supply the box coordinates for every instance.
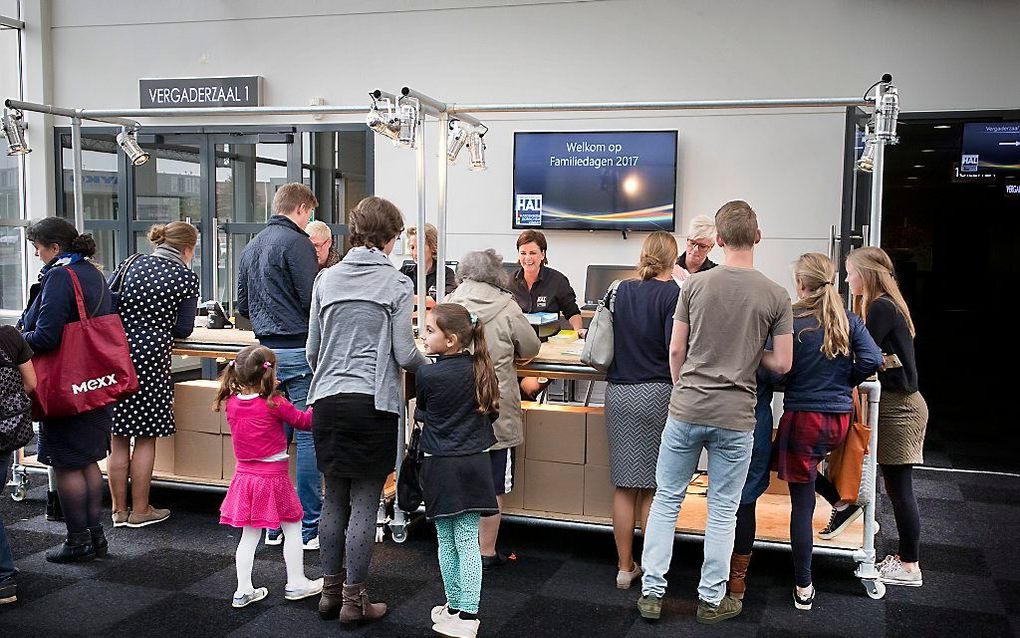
[734,483,818,587]
[815,465,920,563]
[734,502,756,556]
[55,463,104,534]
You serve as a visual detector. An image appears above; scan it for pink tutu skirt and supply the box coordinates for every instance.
[219,460,303,528]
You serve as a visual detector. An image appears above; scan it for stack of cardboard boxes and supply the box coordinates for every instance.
[171,380,227,480]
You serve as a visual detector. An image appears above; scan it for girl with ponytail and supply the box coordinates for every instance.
[416,303,500,638]
[737,254,882,610]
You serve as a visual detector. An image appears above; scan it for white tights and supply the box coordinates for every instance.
[234,521,311,595]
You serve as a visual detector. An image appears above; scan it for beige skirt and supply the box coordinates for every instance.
[877,390,929,465]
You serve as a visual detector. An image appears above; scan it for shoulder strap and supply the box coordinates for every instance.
[603,279,623,313]
[63,268,90,320]
[111,253,143,293]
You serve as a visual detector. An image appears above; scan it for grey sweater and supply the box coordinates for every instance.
[306,247,429,414]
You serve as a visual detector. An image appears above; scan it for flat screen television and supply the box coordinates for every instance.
[961,122,1020,173]
[513,131,678,231]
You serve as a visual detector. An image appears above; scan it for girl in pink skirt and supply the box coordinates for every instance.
[213,345,322,608]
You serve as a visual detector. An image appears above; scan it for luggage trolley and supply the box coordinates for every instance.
[6,423,38,502]
[855,379,884,600]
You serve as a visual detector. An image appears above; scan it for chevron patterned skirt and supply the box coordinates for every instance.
[604,382,672,489]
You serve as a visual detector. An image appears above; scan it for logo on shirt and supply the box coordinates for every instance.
[537,295,548,308]
[515,194,543,227]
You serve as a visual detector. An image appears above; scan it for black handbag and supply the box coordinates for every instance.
[109,253,142,313]
[396,424,424,513]
[0,348,33,455]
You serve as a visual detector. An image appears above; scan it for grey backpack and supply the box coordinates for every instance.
[0,347,33,455]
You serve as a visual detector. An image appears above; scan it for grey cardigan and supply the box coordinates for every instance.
[306,247,428,414]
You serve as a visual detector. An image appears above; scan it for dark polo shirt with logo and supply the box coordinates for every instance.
[508,264,581,319]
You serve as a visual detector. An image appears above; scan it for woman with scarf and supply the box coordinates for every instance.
[106,222,200,529]
[20,218,114,562]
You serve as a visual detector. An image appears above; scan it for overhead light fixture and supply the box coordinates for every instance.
[933,124,951,129]
[907,176,919,180]
[921,148,936,153]
[856,124,876,173]
[2,108,30,156]
[913,164,925,168]
[366,94,400,142]
[116,127,150,166]
[466,129,487,171]
[447,121,468,164]
[396,98,420,149]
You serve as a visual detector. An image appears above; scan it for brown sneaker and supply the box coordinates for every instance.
[112,510,130,527]
[126,506,171,528]
[727,552,752,600]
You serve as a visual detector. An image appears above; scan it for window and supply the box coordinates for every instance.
[0,7,25,319]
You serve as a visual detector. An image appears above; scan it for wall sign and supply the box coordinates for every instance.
[139,76,262,109]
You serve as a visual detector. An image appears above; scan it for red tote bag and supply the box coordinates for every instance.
[31,268,139,420]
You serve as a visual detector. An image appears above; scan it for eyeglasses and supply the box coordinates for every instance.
[686,239,714,253]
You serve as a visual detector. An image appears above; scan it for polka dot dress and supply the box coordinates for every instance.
[111,254,200,438]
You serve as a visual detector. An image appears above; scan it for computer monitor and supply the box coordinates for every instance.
[503,262,521,277]
[584,264,639,306]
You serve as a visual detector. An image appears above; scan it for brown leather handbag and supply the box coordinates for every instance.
[827,388,871,503]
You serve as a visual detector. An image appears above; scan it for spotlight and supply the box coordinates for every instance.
[366,95,400,142]
[856,124,876,173]
[397,99,420,149]
[447,121,468,164]
[875,85,900,144]
[2,109,31,156]
[117,128,150,166]
[466,131,486,171]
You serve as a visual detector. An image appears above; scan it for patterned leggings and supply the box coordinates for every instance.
[435,512,482,614]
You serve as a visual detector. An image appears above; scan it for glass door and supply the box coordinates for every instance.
[837,107,872,296]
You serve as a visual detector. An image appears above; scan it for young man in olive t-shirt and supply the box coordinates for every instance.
[638,201,794,624]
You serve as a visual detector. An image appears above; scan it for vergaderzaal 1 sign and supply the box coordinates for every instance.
[139,76,262,109]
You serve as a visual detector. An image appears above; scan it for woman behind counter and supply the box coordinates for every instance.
[107,222,200,529]
[508,230,582,399]
[400,223,457,309]
[673,214,718,283]
[19,218,113,563]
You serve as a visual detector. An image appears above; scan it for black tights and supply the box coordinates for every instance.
[54,463,104,534]
[734,502,756,556]
[816,464,920,562]
[736,480,822,587]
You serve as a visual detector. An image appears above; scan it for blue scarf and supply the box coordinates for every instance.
[38,251,85,280]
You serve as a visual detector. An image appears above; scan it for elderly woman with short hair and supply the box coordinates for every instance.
[305,220,341,270]
[673,214,718,283]
[447,249,541,569]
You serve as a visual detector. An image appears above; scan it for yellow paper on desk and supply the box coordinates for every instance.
[548,330,578,343]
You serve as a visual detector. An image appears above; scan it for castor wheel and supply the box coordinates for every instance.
[863,579,885,600]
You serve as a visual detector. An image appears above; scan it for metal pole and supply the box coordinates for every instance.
[868,141,885,248]
[84,105,367,119]
[401,87,447,117]
[415,112,427,335]
[6,99,140,128]
[449,96,870,114]
[436,111,449,303]
[71,118,85,232]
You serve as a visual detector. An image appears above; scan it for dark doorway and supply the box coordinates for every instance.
[880,112,1020,473]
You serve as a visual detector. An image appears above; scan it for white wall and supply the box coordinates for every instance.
[23,0,1020,294]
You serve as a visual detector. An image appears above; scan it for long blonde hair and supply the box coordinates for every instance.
[793,253,849,359]
[847,247,916,337]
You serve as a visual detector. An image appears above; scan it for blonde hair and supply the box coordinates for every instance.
[148,221,198,252]
[406,223,438,260]
[637,231,678,280]
[686,215,716,242]
[847,247,916,337]
[715,200,758,249]
[305,220,332,240]
[793,253,849,359]
[272,183,318,216]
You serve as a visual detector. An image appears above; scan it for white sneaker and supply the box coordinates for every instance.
[232,587,268,608]
[431,603,456,624]
[284,577,323,600]
[302,536,319,551]
[433,613,480,638]
[880,559,923,587]
[616,563,643,589]
[264,530,283,546]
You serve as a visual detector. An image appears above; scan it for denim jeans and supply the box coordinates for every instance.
[641,417,753,604]
[0,452,16,582]
[272,348,321,541]
[741,381,775,505]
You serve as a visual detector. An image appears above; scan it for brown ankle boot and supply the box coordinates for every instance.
[339,582,387,625]
[728,552,752,600]
[318,574,345,620]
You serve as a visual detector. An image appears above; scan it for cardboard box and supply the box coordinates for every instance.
[583,464,614,518]
[174,431,223,479]
[222,434,237,481]
[524,405,587,464]
[523,459,584,515]
[153,435,175,474]
[765,471,790,496]
[585,409,609,466]
[173,380,224,434]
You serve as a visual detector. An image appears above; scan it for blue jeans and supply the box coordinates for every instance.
[272,348,321,541]
[0,453,16,582]
[741,381,775,505]
[641,417,753,604]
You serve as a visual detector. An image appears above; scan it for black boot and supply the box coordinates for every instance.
[46,491,64,522]
[88,525,109,558]
[45,531,95,564]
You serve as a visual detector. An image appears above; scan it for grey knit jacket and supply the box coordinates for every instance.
[306,247,429,414]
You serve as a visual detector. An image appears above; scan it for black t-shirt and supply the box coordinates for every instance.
[677,252,718,273]
[865,296,918,394]
[0,325,33,364]
[399,261,458,299]
[414,353,498,456]
[508,265,580,319]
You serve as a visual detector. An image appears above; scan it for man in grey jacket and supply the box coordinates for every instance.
[237,182,322,548]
